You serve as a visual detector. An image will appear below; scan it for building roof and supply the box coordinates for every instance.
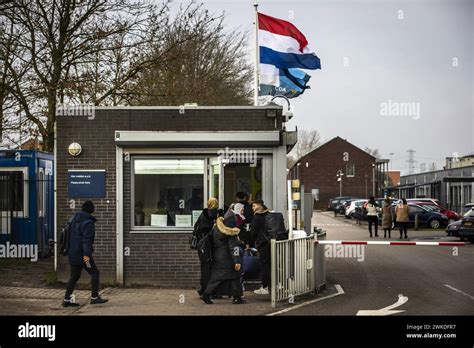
[290,136,377,170]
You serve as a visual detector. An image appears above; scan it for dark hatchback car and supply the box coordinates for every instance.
[328,196,353,211]
[446,208,474,243]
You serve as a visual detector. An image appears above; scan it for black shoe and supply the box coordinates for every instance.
[62,300,80,307]
[201,295,213,304]
[404,235,408,239]
[232,296,246,304]
[90,296,108,305]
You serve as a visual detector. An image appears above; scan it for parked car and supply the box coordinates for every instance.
[462,203,474,214]
[406,198,441,206]
[345,199,367,219]
[446,207,474,241]
[412,201,460,224]
[403,203,449,229]
[327,196,353,211]
[336,198,361,215]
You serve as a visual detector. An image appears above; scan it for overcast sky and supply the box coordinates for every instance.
[176,0,473,175]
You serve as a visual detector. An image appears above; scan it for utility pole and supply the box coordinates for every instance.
[406,149,417,175]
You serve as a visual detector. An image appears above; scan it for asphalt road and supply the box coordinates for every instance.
[280,211,474,315]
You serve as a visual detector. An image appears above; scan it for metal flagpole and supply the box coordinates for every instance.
[253,2,260,106]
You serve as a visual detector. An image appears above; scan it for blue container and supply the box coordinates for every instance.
[0,150,54,257]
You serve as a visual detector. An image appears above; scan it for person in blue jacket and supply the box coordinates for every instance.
[62,201,108,307]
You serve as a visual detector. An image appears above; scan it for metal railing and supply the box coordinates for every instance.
[271,234,317,308]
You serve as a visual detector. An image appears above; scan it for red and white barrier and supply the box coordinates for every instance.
[314,240,465,246]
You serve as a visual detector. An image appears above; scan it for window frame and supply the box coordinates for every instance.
[0,167,29,218]
[346,164,355,177]
[130,156,207,232]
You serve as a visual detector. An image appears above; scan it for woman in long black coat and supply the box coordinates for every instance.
[193,198,223,297]
[202,214,245,304]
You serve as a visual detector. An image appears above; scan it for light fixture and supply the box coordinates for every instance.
[68,142,82,157]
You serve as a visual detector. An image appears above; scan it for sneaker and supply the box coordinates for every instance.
[90,296,108,305]
[62,299,80,307]
[254,286,270,295]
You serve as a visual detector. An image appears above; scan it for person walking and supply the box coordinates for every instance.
[381,198,394,238]
[63,201,108,307]
[365,196,379,238]
[396,198,410,239]
[193,197,221,298]
[250,199,271,295]
[201,211,245,305]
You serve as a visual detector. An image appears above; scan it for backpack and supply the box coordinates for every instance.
[197,230,213,264]
[59,216,74,256]
[264,212,288,241]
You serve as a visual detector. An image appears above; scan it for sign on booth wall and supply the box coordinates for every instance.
[68,170,106,198]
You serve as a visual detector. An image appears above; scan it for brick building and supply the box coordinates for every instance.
[289,137,388,209]
[55,106,292,287]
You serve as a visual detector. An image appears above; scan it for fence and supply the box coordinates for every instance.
[271,234,317,308]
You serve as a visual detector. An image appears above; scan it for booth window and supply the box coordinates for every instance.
[0,169,27,216]
[133,159,204,228]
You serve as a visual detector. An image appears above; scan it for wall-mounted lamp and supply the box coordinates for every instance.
[68,142,82,157]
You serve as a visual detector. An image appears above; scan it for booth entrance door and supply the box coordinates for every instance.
[209,158,264,210]
[209,157,224,209]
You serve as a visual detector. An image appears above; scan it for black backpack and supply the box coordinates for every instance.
[264,212,288,241]
[59,216,74,256]
[197,230,213,264]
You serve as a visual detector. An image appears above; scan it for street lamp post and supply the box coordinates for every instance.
[364,174,368,198]
[372,163,376,197]
[336,170,344,197]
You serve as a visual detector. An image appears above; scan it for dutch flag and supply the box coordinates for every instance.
[258,12,321,99]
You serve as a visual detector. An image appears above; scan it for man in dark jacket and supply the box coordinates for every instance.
[63,201,108,307]
[250,199,271,295]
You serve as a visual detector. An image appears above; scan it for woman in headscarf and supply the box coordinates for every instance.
[201,207,245,305]
[193,197,221,298]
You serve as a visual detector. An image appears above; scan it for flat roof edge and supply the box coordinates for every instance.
[91,105,283,110]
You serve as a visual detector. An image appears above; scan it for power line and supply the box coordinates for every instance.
[406,149,416,175]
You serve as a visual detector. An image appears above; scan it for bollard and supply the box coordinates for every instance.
[414,214,419,230]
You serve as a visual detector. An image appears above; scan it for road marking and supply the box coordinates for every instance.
[357,294,408,316]
[443,284,474,301]
[267,284,345,316]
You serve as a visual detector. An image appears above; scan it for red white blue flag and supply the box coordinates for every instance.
[258,12,321,98]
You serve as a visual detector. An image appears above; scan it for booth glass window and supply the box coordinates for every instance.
[133,159,204,228]
[0,170,27,214]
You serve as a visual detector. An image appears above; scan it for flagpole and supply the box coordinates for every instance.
[253,2,260,106]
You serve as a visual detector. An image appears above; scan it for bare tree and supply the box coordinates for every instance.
[365,147,381,159]
[287,129,321,168]
[1,0,218,151]
[133,10,252,106]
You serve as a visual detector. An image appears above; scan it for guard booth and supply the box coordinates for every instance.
[55,106,295,287]
[0,150,54,258]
